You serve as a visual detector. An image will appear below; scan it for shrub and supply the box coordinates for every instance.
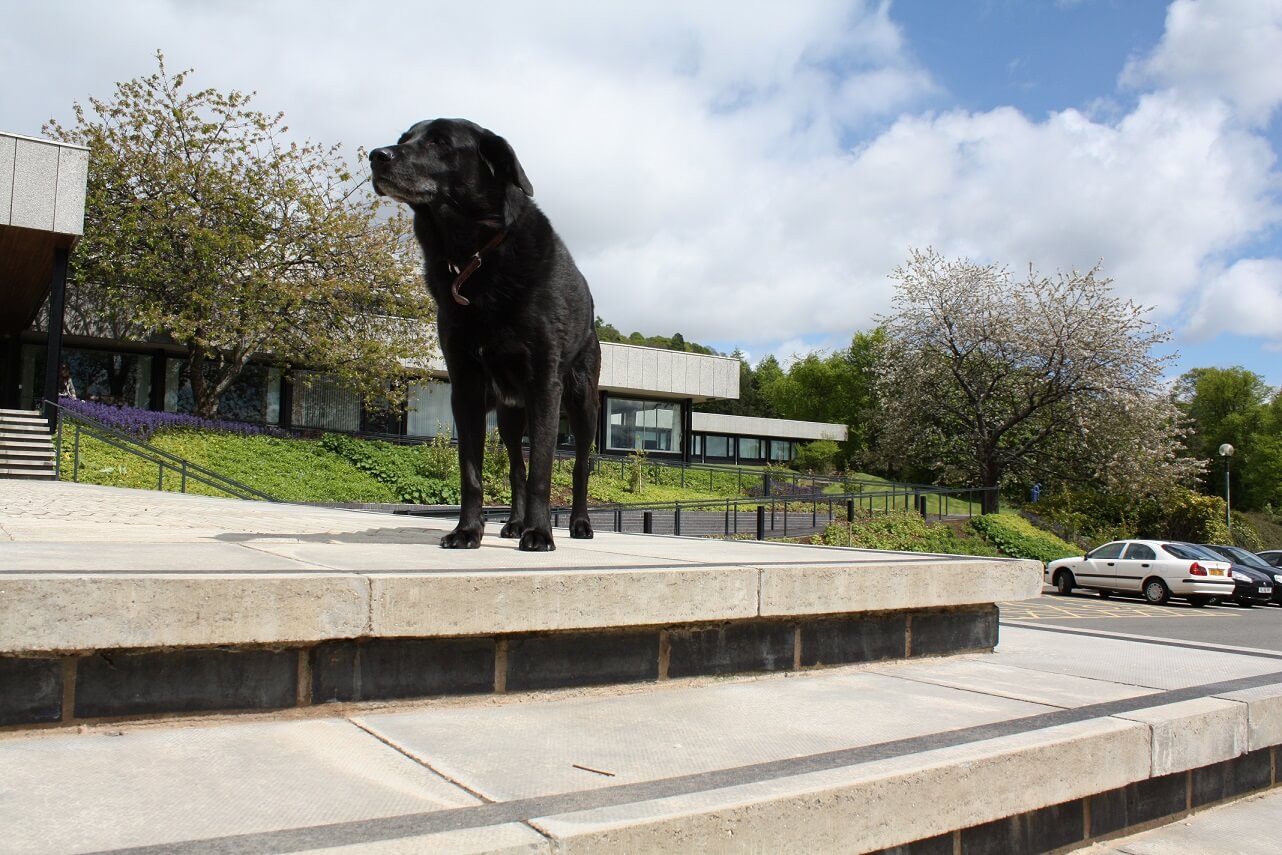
[822,509,999,556]
[968,513,1080,564]
[322,430,509,505]
[793,439,841,475]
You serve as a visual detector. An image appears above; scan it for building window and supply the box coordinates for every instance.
[738,437,764,462]
[689,434,703,460]
[704,434,732,460]
[606,397,682,453]
[408,380,454,437]
[769,439,792,462]
[292,371,361,431]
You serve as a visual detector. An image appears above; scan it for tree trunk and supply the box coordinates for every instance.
[979,454,1002,515]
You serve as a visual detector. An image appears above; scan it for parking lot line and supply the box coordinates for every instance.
[998,595,1241,620]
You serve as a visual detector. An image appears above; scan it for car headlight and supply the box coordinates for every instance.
[1274,574,1282,584]
[1232,570,1250,582]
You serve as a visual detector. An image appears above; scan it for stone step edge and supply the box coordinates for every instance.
[500,683,1282,854]
[0,604,1000,729]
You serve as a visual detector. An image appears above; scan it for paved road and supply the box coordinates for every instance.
[1001,588,1282,652]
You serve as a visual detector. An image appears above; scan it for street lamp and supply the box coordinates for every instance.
[1219,443,1235,534]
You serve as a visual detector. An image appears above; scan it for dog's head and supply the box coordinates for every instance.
[369,119,533,224]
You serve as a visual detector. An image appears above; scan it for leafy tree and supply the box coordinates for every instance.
[1174,367,1282,511]
[761,330,882,468]
[46,53,432,417]
[875,248,1200,513]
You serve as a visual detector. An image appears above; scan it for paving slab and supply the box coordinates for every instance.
[992,623,1282,688]
[1075,790,1282,854]
[4,623,1282,853]
[0,719,542,855]
[355,670,1060,802]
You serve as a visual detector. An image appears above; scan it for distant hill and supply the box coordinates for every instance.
[594,317,719,355]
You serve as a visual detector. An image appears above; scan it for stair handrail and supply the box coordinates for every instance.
[45,399,279,502]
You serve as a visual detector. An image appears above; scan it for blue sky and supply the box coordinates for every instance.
[2,0,1280,388]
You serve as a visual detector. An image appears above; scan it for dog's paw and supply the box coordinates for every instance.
[499,520,523,539]
[440,527,483,549]
[518,528,556,552]
[570,518,594,539]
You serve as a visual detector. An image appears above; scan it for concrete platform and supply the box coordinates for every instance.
[4,625,1282,854]
[0,481,1040,727]
[4,482,1282,852]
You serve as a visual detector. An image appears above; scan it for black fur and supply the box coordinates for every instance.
[370,119,600,551]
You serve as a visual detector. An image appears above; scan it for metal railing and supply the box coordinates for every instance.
[47,400,278,502]
[430,484,994,541]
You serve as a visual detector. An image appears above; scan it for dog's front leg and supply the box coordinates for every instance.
[441,386,487,549]
[496,404,528,539]
[518,378,562,552]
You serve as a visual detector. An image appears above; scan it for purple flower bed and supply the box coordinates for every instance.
[58,397,287,441]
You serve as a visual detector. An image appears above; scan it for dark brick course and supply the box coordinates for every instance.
[909,606,998,657]
[1192,750,1273,807]
[800,614,905,667]
[75,648,297,718]
[0,657,62,726]
[667,622,795,678]
[961,800,1083,855]
[311,638,495,704]
[506,631,659,691]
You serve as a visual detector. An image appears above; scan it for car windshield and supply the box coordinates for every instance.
[1162,543,1222,561]
[1203,544,1272,569]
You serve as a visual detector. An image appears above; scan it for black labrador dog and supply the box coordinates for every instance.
[369,119,600,551]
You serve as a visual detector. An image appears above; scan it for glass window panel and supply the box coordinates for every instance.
[705,434,730,458]
[408,380,454,437]
[769,440,792,462]
[292,371,361,431]
[605,397,682,452]
[739,437,763,461]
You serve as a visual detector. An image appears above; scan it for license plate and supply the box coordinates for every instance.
[1263,587,1273,595]
[1210,568,1225,576]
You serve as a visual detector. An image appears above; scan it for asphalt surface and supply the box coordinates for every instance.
[1002,587,1282,651]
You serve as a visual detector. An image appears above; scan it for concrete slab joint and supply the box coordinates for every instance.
[1117,697,1249,776]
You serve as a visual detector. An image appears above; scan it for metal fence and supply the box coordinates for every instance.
[47,400,278,502]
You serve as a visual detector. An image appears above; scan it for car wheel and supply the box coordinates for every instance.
[1055,570,1075,595]
[1188,597,1209,608]
[1236,599,1254,608]
[1144,578,1171,605]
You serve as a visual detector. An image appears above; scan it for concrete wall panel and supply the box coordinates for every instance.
[54,146,88,235]
[10,138,58,231]
[0,134,15,225]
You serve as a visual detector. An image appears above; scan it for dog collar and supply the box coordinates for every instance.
[447,230,509,306]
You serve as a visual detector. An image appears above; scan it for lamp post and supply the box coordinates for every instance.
[1219,443,1235,534]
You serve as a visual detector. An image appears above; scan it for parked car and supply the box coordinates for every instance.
[1259,550,1282,568]
[1201,544,1282,606]
[1045,539,1235,606]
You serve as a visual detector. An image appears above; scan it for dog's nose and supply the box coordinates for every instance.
[370,147,395,165]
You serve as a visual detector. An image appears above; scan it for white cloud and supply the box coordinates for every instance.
[1186,259,1282,340]
[2,0,1281,365]
[1122,0,1282,125]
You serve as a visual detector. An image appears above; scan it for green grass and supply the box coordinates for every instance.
[59,431,396,503]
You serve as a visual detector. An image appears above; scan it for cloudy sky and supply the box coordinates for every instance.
[3,0,1281,386]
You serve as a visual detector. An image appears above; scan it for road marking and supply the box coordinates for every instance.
[999,595,1239,620]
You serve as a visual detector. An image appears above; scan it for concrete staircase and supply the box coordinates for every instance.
[0,409,56,480]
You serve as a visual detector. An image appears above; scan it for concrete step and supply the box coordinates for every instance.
[0,469,56,479]
[0,408,42,417]
[0,419,50,432]
[0,438,54,450]
[0,446,54,458]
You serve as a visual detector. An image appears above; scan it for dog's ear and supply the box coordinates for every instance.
[478,129,534,197]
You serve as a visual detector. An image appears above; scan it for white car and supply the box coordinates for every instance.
[1044,539,1235,606]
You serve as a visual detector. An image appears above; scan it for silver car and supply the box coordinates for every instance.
[1045,539,1235,606]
